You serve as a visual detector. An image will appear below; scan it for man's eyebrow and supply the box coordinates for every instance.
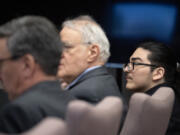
[131,57,142,62]
[61,42,71,46]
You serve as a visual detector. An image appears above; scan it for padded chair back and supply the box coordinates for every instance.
[67,96,123,135]
[120,87,175,135]
[23,117,67,135]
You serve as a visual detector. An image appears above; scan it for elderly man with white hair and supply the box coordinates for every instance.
[58,15,121,103]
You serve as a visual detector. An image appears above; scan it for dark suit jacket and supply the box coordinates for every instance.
[0,80,75,133]
[0,89,9,110]
[69,66,121,103]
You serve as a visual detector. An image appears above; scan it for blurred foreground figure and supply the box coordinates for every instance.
[0,15,75,133]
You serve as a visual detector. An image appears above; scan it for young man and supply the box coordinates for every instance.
[123,41,180,135]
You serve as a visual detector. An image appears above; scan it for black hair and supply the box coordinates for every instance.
[137,41,180,89]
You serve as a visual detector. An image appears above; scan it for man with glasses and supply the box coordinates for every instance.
[0,16,75,133]
[58,15,121,103]
[123,41,180,135]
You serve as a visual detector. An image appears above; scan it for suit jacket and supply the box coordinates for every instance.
[68,66,121,103]
[0,89,9,110]
[0,80,75,133]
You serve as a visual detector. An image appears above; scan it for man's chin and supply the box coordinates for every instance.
[126,85,144,93]
[125,83,134,91]
[57,71,65,78]
[125,85,139,92]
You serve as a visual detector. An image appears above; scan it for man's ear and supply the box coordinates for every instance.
[21,54,36,78]
[152,67,165,81]
[87,44,100,62]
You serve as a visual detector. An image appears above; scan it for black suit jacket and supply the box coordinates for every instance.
[0,89,9,110]
[0,80,75,133]
[69,66,121,103]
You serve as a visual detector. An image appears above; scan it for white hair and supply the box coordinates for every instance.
[62,15,110,63]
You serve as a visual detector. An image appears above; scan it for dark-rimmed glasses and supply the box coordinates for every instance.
[0,57,13,66]
[0,54,23,69]
[123,62,158,71]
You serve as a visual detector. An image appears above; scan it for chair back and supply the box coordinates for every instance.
[120,87,175,135]
[67,96,123,135]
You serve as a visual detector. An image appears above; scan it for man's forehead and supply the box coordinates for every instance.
[130,48,151,62]
[60,27,83,45]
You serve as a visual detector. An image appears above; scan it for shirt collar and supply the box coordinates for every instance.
[65,66,102,90]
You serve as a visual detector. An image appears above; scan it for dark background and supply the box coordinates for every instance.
[0,0,180,64]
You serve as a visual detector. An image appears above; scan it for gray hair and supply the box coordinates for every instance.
[62,15,110,63]
[0,15,61,75]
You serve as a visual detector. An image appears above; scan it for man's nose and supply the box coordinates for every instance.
[123,66,129,72]
[61,52,65,58]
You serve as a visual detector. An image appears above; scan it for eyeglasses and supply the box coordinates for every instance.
[0,57,13,68]
[123,62,158,71]
[0,54,23,69]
